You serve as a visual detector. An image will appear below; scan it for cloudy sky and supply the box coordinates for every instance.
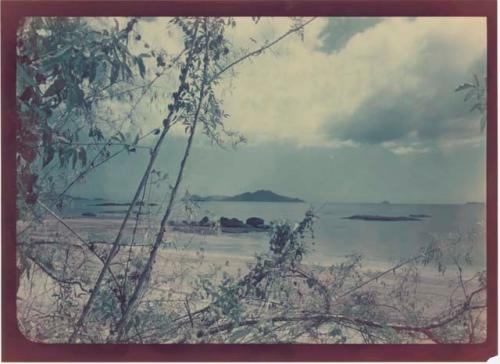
[74,17,486,204]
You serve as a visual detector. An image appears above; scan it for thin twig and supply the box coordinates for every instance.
[209,17,317,83]
[25,253,89,293]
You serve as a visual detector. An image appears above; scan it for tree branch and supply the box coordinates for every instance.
[111,18,212,342]
[209,17,317,83]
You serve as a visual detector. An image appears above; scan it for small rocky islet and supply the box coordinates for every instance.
[344,214,431,222]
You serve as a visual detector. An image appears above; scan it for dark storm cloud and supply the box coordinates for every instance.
[331,93,417,144]
[328,53,486,147]
[318,17,384,53]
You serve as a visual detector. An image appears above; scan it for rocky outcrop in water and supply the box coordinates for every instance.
[168,215,271,234]
[246,217,264,227]
[220,217,246,228]
[199,216,211,226]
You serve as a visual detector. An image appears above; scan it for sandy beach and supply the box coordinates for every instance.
[18,216,484,313]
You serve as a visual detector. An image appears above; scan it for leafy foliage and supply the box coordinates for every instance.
[455,74,487,132]
[16,17,142,211]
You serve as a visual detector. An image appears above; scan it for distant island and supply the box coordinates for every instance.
[190,189,304,203]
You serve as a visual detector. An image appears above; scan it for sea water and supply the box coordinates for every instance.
[62,199,486,267]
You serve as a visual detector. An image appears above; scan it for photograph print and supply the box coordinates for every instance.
[15,16,487,344]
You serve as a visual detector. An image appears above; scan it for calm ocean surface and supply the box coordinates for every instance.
[63,199,486,266]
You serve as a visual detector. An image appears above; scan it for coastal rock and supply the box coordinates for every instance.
[220,217,245,228]
[199,216,211,226]
[246,217,264,227]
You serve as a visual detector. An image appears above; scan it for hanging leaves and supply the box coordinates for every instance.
[455,74,487,133]
[16,17,144,208]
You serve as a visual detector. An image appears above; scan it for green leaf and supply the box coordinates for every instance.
[470,103,483,112]
[43,145,55,167]
[474,74,480,87]
[43,78,66,97]
[455,83,474,92]
[78,147,87,167]
[463,89,475,102]
[40,45,72,70]
[59,147,66,167]
[110,62,120,84]
[72,148,78,169]
[89,61,98,83]
[480,115,486,132]
[123,63,133,79]
[137,57,146,78]
[17,64,37,88]
[67,85,85,110]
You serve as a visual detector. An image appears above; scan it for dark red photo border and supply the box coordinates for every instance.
[1,0,497,361]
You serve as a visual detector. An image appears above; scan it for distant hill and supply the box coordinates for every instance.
[226,190,304,202]
[191,190,304,203]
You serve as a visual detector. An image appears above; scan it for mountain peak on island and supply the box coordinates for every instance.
[190,190,304,203]
[227,190,304,202]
